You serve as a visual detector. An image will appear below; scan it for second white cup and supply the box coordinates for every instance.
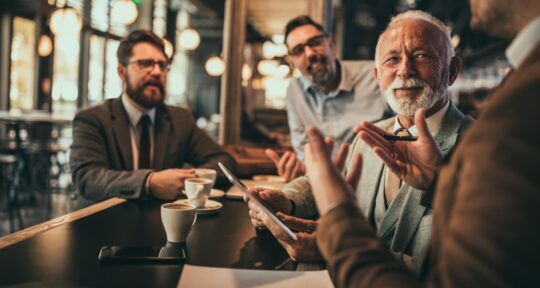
[184,177,213,208]
[195,168,217,186]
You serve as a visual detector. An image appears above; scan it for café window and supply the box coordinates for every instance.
[9,17,36,111]
[88,35,122,106]
[51,27,80,114]
[153,0,168,38]
[104,39,122,99]
[88,35,105,106]
[86,0,132,107]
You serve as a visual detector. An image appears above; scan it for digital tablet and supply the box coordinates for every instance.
[218,162,298,241]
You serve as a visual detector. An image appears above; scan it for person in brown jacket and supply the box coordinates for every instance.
[305,0,540,287]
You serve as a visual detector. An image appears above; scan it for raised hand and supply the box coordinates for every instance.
[355,108,442,190]
[265,149,305,182]
[304,126,359,216]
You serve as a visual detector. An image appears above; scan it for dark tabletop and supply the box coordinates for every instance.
[0,199,289,287]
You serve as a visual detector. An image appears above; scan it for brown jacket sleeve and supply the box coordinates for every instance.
[317,204,420,288]
[317,46,540,288]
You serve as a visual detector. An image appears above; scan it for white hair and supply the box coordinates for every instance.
[374,10,455,69]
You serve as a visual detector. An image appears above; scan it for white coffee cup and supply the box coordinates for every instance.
[161,202,197,243]
[195,168,217,185]
[184,177,213,208]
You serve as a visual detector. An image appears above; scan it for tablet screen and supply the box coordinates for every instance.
[219,162,298,241]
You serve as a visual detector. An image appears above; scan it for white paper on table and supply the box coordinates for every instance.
[177,264,335,288]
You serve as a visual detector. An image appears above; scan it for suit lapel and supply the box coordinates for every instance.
[378,183,412,242]
[359,118,394,220]
[434,102,465,156]
[360,153,384,219]
[153,106,171,170]
[111,98,133,170]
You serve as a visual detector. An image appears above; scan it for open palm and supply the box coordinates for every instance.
[355,109,442,190]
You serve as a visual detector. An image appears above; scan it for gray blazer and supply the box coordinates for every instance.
[70,98,236,202]
[284,102,473,273]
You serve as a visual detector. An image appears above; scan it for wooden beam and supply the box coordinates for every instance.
[0,198,126,249]
[219,0,246,145]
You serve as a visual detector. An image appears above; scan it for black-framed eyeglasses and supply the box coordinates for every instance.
[127,59,171,72]
[288,34,327,57]
[381,127,418,142]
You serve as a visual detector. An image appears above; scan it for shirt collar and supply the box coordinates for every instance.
[506,16,540,69]
[392,101,450,136]
[297,60,353,97]
[121,93,156,127]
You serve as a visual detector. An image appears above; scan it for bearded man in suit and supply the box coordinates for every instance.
[70,30,235,202]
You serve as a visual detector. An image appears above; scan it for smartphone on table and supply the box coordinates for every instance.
[98,245,185,264]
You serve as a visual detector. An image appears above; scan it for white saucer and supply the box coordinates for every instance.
[209,188,225,199]
[175,199,223,214]
[225,189,244,200]
[182,189,225,199]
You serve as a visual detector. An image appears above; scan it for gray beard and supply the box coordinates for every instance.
[311,66,332,87]
[384,77,448,117]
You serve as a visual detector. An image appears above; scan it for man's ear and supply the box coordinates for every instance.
[117,64,126,81]
[285,55,294,67]
[374,67,380,82]
[448,56,462,85]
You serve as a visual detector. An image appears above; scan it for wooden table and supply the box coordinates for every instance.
[0,189,290,287]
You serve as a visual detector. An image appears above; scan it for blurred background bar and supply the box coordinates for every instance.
[0,0,510,236]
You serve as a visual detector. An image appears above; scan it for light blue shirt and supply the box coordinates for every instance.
[286,60,387,160]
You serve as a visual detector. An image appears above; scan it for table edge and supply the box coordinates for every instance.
[0,197,126,249]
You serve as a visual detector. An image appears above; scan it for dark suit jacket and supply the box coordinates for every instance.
[70,98,236,202]
[316,45,540,288]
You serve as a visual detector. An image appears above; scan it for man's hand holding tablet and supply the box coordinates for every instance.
[218,162,298,241]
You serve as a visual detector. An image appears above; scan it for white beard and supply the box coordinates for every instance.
[383,77,446,117]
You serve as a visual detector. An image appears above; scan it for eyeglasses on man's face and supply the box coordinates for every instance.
[127,59,171,72]
[288,34,327,57]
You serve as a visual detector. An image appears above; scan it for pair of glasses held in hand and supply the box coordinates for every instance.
[382,128,418,142]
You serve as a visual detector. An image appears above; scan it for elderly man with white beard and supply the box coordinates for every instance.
[246,10,474,274]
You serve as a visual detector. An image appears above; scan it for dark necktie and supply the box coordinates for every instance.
[138,115,151,169]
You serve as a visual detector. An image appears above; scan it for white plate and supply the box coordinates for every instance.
[175,199,223,214]
[182,189,225,199]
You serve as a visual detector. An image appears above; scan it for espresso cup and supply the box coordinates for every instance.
[184,178,213,208]
[195,168,217,186]
[161,202,197,243]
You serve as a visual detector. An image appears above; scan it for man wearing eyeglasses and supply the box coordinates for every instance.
[265,15,389,182]
[70,30,236,202]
